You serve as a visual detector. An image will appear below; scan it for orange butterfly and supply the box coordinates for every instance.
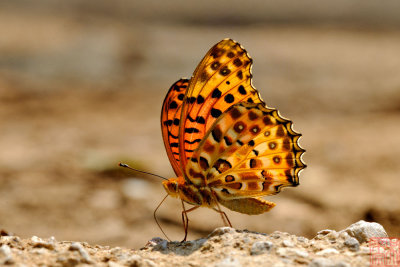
[160,39,305,241]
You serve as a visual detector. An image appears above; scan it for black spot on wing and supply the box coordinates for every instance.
[223,136,233,146]
[169,101,178,109]
[211,108,222,118]
[233,58,243,67]
[211,61,221,70]
[197,95,205,104]
[212,88,222,98]
[237,70,243,80]
[211,126,223,142]
[238,85,246,95]
[224,94,235,103]
[220,66,231,76]
[199,157,209,170]
[185,128,200,133]
[163,120,173,126]
[184,139,201,144]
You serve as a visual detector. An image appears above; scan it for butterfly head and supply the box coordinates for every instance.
[162,177,182,198]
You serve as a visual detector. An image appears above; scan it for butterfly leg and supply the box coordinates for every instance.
[181,200,200,242]
[153,193,172,241]
[210,190,233,228]
[212,205,233,228]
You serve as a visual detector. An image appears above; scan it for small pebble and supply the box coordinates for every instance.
[69,242,92,263]
[344,237,360,251]
[152,239,168,252]
[0,236,21,244]
[282,239,294,247]
[145,237,166,248]
[317,229,333,235]
[250,241,273,255]
[297,236,308,243]
[31,236,55,250]
[208,227,236,237]
[276,247,289,257]
[316,248,339,256]
[294,249,309,258]
[0,244,14,264]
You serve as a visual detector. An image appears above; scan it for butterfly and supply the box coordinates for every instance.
[160,39,306,241]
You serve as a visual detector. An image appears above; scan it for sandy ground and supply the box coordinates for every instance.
[0,221,390,266]
[0,2,400,249]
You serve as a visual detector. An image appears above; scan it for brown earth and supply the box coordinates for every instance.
[0,1,400,250]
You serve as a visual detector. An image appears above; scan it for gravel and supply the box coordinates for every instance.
[0,220,388,266]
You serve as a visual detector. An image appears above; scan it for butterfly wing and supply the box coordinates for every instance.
[186,102,306,200]
[177,39,263,171]
[161,79,190,176]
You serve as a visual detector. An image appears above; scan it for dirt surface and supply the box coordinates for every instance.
[1,1,400,251]
[0,221,389,266]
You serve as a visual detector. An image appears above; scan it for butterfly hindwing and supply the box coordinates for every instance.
[161,79,190,176]
[186,102,305,200]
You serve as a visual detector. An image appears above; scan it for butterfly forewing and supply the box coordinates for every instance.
[177,39,264,171]
[161,79,190,176]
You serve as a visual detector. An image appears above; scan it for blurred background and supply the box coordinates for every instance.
[1,0,400,248]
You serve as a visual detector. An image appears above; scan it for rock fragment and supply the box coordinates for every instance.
[0,244,14,265]
[30,236,56,250]
[69,242,92,263]
[315,248,339,256]
[250,241,273,255]
[341,220,387,243]
[209,227,236,237]
[343,237,360,251]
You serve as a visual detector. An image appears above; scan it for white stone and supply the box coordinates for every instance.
[0,244,14,264]
[282,239,294,247]
[294,249,309,258]
[341,220,387,243]
[316,248,339,256]
[69,242,92,263]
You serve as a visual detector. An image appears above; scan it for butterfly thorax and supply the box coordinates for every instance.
[162,178,216,207]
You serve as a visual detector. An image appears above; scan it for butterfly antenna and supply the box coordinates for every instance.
[118,163,168,181]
